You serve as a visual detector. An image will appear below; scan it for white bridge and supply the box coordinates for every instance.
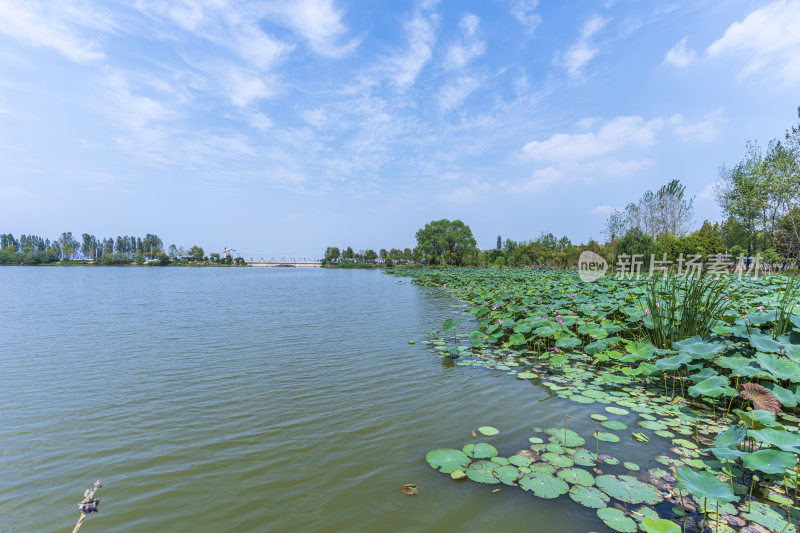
[245,259,322,267]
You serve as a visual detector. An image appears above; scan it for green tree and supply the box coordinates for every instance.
[618,227,656,264]
[364,249,378,263]
[324,246,340,263]
[188,245,204,262]
[415,219,477,266]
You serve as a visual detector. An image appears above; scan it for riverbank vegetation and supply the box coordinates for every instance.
[400,267,800,532]
[0,232,245,266]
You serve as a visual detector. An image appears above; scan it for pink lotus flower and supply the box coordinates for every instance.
[497,319,503,324]
[472,430,476,438]
[655,302,660,308]
[644,310,650,317]
[568,294,573,297]
[557,320,563,325]
[523,308,528,313]
[744,309,749,314]
[557,315,562,319]
[758,305,765,311]
[541,316,546,320]
[553,346,558,353]
[723,296,729,300]
[492,304,498,310]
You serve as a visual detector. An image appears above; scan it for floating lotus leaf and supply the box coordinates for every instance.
[556,336,582,348]
[541,452,573,468]
[495,464,521,485]
[529,437,543,444]
[739,501,797,533]
[517,371,537,379]
[508,454,533,467]
[601,420,627,431]
[671,438,698,450]
[450,468,466,480]
[596,507,637,533]
[518,472,569,499]
[623,461,640,471]
[673,337,724,358]
[742,448,797,474]
[605,406,629,415]
[596,431,620,443]
[604,457,620,465]
[528,462,556,474]
[557,467,595,486]
[573,448,598,466]
[400,483,418,495]
[425,448,470,473]
[466,460,500,484]
[639,420,667,431]
[591,414,608,422]
[748,428,800,452]
[583,389,610,399]
[641,518,681,533]
[596,474,664,505]
[675,466,736,506]
[478,426,499,436]
[571,395,595,404]
[545,428,586,447]
[491,456,509,466]
[462,442,498,459]
[568,484,609,508]
[545,442,565,454]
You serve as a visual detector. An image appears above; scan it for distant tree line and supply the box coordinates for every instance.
[0,232,245,266]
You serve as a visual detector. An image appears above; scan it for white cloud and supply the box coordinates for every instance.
[505,167,564,193]
[250,113,272,131]
[521,115,662,162]
[560,15,609,79]
[222,66,275,107]
[267,0,359,58]
[696,180,722,202]
[707,0,800,84]
[0,185,28,198]
[388,3,440,89]
[664,37,695,67]
[437,76,481,112]
[441,180,490,203]
[444,13,485,70]
[300,107,329,128]
[590,204,616,216]
[669,109,724,142]
[0,0,115,63]
[510,0,541,33]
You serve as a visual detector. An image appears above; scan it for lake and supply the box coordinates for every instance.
[0,267,667,532]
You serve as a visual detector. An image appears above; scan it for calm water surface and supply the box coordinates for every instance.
[0,267,666,532]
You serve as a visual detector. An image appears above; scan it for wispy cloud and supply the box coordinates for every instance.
[521,115,662,162]
[387,1,440,89]
[444,13,485,70]
[664,37,695,67]
[437,76,481,112]
[669,109,724,142]
[510,0,541,33]
[559,15,609,79]
[707,0,800,84]
[0,0,115,63]
[266,0,360,58]
[590,204,616,216]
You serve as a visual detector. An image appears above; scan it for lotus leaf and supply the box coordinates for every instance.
[478,426,499,436]
[595,474,663,505]
[687,375,732,398]
[508,454,532,467]
[450,469,466,480]
[675,466,736,506]
[601,420,627,431]
[425,448,470,473]
[541,452,573,468]
[742,448,797,474]
[655,354,692,371]
[596,507,637,533]
[605,406,629,415]
[442,318,460,333]
[739,501,797,533]
[462,442,498,459]
[544,427,586,447]
[518,472,569,499]
[641,518,681,533]
[494,464,521,485]
[747,428,800,452]
[596,431,620,443]
[769,383,798,407]
[749,332,783,353]
[756,352,800,382]
[466,460,500,484]
[568,484,609,508]
[557,467,595,486]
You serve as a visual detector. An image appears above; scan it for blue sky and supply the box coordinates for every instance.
[1,0,799,258]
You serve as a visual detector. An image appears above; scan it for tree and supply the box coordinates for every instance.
[379,248,388,261]
[58,232,78,260]
[618,227,656,264]
[364,249,378,263]
[324,246,340,263]
[415,219,477,266]
[188,245,204,262]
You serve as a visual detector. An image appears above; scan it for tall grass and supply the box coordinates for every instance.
[775,275,800,339]
[641,273,731,349]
